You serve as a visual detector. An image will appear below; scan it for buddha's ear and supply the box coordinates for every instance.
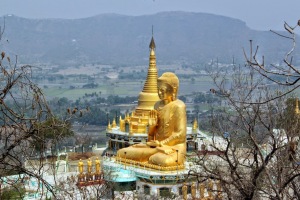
[172,86,177,100]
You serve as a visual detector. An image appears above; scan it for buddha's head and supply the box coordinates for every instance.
[158,72,179,102]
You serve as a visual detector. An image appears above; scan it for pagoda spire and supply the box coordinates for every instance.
[149,27,156,50]
[142,33,157,93]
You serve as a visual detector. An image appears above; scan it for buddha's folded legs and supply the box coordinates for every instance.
[149,150,185,167]
[117,146,158,162]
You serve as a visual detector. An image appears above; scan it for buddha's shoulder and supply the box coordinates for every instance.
[173,99,186,108]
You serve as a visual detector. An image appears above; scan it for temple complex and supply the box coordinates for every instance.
[99,35,217,199]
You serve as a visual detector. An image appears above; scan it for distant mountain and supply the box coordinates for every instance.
[1,12,298,66]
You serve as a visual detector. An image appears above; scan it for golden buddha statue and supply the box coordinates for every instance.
[87,158,92,174]
[117,72,186,168]
[78,159,84,174]
[182,183,188,200]
[78,159,85,183]
[191,182,197,199]
[200,183,205,199]
[95,157,101,174]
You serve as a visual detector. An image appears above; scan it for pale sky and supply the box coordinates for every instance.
[1,0,300,31]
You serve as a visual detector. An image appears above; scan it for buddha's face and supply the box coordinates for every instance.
[158,82,173,102]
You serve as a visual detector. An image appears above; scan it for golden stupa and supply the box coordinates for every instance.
[118,36,160,134]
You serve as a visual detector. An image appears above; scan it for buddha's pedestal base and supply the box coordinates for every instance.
[94,173,102,181]
[77,173,105,187]
[116,157,185,171]
[78,174,85,183]
[86,173,93,182]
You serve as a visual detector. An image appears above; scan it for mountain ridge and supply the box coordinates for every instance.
[1,11,297,66]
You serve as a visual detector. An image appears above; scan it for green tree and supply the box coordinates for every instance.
[0,184,26,200]
[32,117,73,152]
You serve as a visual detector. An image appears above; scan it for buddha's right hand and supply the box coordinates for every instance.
[146,140,160,147]
[148,110,158,126]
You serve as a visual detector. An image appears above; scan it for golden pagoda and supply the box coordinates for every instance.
[136,36,160,112]
[118,36,160,134]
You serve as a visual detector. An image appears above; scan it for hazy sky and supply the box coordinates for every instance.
[1,0,300,31]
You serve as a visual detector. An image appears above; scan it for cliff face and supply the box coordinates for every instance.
[1,12,297,66]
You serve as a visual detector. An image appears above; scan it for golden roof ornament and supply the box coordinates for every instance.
[107,120,112,130]
[149,25,156,50]
[192,118,198,130]
[149,36,156,50]
[112,118,117,128]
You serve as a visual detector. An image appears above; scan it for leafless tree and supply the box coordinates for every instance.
[74,132,92,153]
[0,22,74,198]
[189,47,300,198]
[55,175,112,200]
[243,20,300,103]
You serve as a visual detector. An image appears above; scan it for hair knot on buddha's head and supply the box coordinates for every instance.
[158,72,179,88]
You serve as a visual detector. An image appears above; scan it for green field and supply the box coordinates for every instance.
[42,76,214,100]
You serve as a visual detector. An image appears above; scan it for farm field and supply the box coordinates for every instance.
[42,75,214,100]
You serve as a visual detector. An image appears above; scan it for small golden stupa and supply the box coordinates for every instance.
[192,118,198,133]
